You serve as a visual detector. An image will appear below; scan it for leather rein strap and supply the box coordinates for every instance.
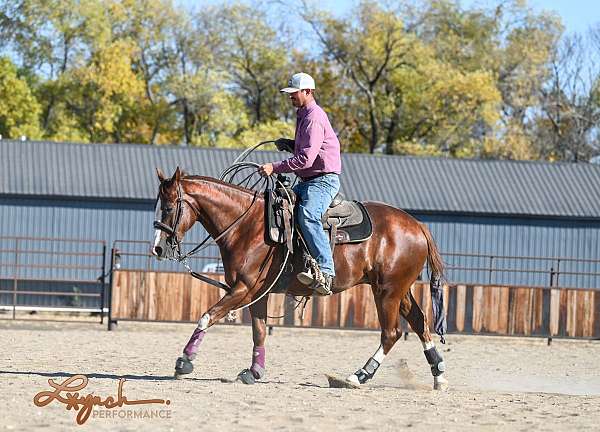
[154,180,259,292]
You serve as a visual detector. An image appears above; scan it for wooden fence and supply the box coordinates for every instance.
[109,270,600,338]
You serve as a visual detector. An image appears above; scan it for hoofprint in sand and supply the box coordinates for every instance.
[2,320,599,431]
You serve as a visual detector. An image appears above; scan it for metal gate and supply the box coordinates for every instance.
[0,236,107,323]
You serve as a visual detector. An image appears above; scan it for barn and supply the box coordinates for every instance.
[1,139,599,311]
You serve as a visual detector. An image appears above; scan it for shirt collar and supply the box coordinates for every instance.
[297,100,317,118]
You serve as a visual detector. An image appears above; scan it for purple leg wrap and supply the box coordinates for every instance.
[183,328,206,360]
[250,346,266,379]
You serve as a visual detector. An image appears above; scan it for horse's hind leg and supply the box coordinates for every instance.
[346,285,403,386]
[400,291,448,390]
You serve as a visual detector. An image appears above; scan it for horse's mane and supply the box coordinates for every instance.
[181,175,261,198]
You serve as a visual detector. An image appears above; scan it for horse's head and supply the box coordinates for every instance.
[152,167,196,260]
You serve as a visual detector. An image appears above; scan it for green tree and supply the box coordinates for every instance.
[158,5,236,146]
[300,0,501,156]
[412,0,562,158]
[0,0,99,136]
[216,4,291,125]
[0,57,41,139]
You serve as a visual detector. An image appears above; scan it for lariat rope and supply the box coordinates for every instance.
[165,141,300,316]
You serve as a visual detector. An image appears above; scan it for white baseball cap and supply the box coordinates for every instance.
[280,72,316,93]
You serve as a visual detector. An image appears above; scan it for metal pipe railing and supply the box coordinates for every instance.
[0,236,106,322]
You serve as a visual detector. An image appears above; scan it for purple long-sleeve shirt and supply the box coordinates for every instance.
[272,100,341,179]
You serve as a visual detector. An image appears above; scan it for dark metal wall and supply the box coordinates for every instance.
[1,196,599,296]
[417,213,600,288]
[0,196,218,276]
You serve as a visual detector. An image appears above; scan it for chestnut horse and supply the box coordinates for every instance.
[152,167,448,389]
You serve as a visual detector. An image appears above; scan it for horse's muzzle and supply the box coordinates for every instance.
[152,224,170,260]
[152,245,164,258]
[152,232,179,261]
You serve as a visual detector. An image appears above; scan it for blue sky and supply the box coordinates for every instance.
[320,0,598,34]
[184,0,599,35]
[462,0,599,34]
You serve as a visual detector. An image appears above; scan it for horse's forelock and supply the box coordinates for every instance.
[158,177,177,199]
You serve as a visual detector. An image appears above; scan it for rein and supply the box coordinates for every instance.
[154,179,259,293]
[154,161,294,314]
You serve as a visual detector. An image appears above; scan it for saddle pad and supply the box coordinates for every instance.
[323,201,363,228]
[332,201,373,244]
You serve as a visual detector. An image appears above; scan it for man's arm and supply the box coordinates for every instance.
[272,120,324,174]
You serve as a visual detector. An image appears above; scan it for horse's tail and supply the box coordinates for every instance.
[419,223,444,279]
[419,223,447,343]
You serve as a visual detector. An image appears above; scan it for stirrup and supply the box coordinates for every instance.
[312,275,332,296]
[297,270,315,286]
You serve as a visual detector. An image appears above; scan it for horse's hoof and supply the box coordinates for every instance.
[325,374,360,389]
[236,369,256,385]
[433,375,449,391]
[174,356,194,376]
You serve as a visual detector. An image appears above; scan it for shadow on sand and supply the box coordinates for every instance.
[0,370,225,382]
[0,370,289,385]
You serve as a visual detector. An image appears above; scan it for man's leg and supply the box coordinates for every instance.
[294,175,340,292]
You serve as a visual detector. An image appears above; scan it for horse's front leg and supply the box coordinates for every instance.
[174,281,249,378]
[236,295,268,385]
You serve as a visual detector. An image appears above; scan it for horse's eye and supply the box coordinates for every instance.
[162,206,174,214]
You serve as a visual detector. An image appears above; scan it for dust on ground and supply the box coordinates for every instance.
[1,318,599,431]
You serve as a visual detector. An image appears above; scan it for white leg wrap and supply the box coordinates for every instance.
[198,313,210,330]
[422,340,435,350]
[372,344,386,363]
[153,229,162,249]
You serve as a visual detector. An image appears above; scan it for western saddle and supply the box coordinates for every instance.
[265,186,373,254]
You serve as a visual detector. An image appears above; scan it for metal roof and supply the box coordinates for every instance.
[3,139,600,218]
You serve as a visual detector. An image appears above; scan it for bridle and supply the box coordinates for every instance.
[152,158,294,315]
[153,181,196,253]
[153,178,259,292]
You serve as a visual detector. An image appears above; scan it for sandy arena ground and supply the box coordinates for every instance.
[1,317,600,431]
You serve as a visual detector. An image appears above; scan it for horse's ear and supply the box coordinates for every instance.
[173,166,181,182]
[156,168,167,183]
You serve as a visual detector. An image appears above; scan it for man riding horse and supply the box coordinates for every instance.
[259,72,341,296]
[152,72,448,390]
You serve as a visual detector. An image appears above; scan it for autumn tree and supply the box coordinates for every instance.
[108,0,182,144]
[300,0,411,153]
[536,31,600,161]
[297,0,501,155]
[0,57,41,139]
[412,0,562,158]
[64,39,146,143]
[1,0,595,160]
[214,4,292,126]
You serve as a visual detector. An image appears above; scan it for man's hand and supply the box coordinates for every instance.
[275,138,295,152]
[259,163,274,177]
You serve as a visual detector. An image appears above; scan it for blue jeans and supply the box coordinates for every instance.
[293,174,340,276]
